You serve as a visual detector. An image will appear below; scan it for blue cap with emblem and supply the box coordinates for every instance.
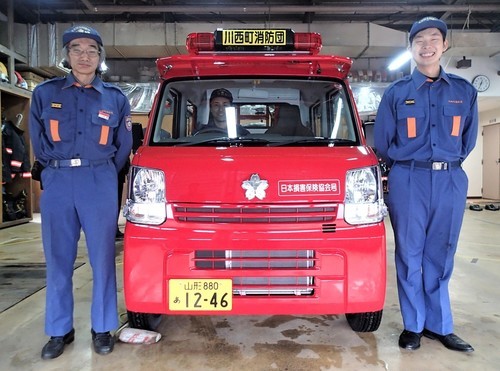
[409,16,447,43]
[63,25,103,46]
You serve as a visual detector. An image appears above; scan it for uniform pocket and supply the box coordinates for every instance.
[92,111,119,146]
[40,166,56,189]
[396,105,425,139]
[41,111,73,143]
[443,105,466,137]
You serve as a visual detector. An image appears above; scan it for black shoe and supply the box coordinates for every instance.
[41,328,75,360]
[399,330,422,350]
[423,329,474,352]
[469,204,483,211]
[485,204,500,211]
[91,329,115,355]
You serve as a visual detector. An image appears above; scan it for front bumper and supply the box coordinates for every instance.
[123,218,386,316]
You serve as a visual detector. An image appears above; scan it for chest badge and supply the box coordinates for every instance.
[242,174,269,200]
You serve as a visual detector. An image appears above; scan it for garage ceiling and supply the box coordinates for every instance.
[4,1,500,61]
[2,1,499,111]
[4,0,500,34]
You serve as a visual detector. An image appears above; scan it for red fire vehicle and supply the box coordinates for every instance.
[123,29,387,332]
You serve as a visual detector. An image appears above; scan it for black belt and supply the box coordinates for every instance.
[48,159,109,168]
[397,160,461,171]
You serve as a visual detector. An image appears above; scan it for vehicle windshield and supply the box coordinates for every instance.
[149,78,360,146]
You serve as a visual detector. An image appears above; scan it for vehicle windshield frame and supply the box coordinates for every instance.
[147,77,361,147]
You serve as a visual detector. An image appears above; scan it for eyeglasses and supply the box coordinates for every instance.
[69,47,100,58]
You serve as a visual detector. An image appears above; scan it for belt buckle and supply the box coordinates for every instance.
[70,159,82,167]
[432,162,447,170]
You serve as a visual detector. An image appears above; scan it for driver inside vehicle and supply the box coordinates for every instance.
[194,88,250,136]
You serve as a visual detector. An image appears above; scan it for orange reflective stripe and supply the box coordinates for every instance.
[407,117,416,138]
[451,116,461,136]
[99,125,110,145]
[50,120,61,141]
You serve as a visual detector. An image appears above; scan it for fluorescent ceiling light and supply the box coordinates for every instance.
[388,51,411,71]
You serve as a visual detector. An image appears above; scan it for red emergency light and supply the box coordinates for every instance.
[186,29,322,55]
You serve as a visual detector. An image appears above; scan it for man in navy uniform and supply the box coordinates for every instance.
[194,88,250,136]
[30,25,133,359]
[375,17,477,352]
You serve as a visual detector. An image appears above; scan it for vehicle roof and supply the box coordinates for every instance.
[156,53,353,80]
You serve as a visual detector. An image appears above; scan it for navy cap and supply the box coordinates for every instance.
[63,25,103,46]
[409,17,447,43]
[210,88,233,103]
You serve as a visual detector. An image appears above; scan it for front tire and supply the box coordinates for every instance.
[345,310,383,332]
[127,311,163,331]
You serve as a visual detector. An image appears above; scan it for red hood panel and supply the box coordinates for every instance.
[133,146,376,204]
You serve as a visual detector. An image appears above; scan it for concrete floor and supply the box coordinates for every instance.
[0,204,499,371]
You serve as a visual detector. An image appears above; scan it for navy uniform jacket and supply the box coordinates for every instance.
[374,68,478,167]
[2,120,31,181]
[29,73,132,172]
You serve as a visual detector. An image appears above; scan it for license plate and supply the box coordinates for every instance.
[168,279,232,311]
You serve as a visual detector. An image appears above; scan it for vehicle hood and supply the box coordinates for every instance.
[132,146,376,204]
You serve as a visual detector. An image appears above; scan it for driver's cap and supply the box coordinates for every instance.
[210,88,233,103]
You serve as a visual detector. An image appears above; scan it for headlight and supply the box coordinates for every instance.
[344,166,387,225]
[123,167,166,225]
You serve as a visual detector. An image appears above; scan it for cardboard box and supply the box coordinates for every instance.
[20,72,45,84]
[19,72,45,91]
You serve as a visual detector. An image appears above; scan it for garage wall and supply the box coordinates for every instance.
[448,57,500,198]
[474,106,500,198]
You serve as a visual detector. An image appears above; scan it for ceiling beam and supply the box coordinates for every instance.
[58,4,500,16]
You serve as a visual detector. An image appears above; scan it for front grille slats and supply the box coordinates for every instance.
[194,249,316,296]
[175,203,337,224]
[233,276,315,296]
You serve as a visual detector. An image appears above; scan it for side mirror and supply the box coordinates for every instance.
[132,123,144,153]
[362,121,375,148]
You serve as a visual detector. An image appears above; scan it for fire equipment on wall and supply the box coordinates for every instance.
[2,114,32,183]
[2,114,31,221]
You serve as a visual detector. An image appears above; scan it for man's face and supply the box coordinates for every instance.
[410,27,448,68]
[67,38,100,76]
[210,96,232,127]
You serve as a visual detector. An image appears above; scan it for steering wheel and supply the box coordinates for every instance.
[193,127,228,136]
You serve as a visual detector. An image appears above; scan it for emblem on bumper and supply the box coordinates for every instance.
[242,174,269,200]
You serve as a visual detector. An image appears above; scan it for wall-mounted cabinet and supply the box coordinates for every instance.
[0,82,33,228]
[0,0,35,228]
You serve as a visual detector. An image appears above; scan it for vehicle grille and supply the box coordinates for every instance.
[194,249,315,296]
[175,203,337,224]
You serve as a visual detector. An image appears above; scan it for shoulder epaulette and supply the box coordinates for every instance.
[35,76,66,88]
[387,75,411,90]
[447,73,473,85]
[102,81,126,93]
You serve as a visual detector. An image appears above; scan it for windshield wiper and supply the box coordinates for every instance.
[270,137,358,147]
[175,137,272,146]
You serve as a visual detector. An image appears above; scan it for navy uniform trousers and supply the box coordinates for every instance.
[386,162,468,335]
[41,160,118,335]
